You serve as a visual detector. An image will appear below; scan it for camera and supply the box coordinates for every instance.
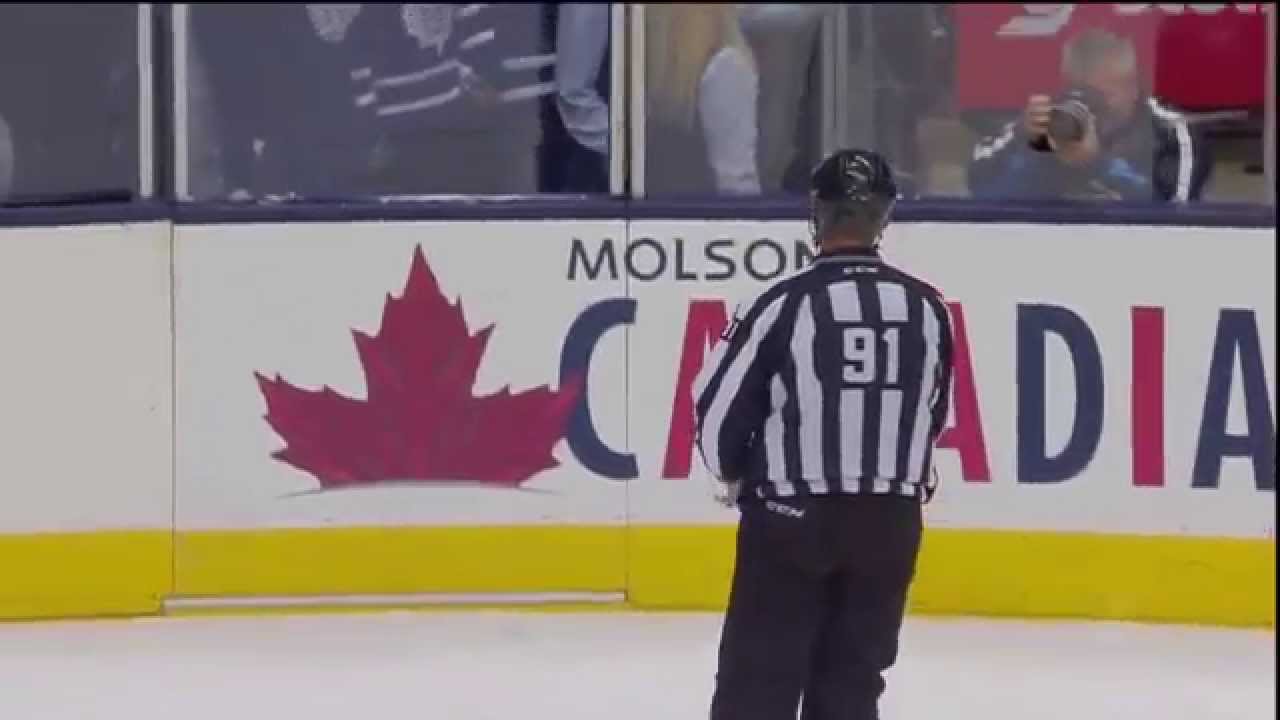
[1046,87,1106,145]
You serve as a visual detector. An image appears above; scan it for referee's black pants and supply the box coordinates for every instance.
[709,493,923,720]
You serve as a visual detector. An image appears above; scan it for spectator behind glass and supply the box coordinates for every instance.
[968,28,1212,203]
[645,3,760,196]
[194,3,553,200]
[737,4,828,194]
[365,2,554,195]
[551,3,610,193]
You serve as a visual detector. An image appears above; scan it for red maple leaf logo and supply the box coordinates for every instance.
[255,246,580,490]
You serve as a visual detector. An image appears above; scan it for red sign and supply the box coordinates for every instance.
[953,3,1268,111]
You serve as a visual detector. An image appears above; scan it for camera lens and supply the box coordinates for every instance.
[1047,99,1090,145]
[1047,107,1085,144]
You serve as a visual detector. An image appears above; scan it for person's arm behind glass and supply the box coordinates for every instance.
[555,3,610,157]
[699,47,761,195]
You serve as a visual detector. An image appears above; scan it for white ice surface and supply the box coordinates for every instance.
[0,612,1272,719]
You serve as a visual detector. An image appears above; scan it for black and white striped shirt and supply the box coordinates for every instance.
[351,3,556,130]
[694,247,954,503]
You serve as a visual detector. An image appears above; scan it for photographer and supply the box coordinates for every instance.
[967,29,1211,203]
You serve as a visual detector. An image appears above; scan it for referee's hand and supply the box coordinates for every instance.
[713,479,741,508]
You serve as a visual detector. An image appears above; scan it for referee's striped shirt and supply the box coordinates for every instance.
[694,247,955,503]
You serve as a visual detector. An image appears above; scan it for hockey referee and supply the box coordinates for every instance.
[694,148,955,720]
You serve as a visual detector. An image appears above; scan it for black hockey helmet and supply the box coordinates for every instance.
[809,148,898,247]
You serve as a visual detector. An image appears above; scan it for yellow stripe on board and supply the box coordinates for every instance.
[910,528,1276,627]
[1,525,1272,627]
[174,525,627,598]
[627,525,1276,628]
[627,525,738,609]
[0,530,170,621]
